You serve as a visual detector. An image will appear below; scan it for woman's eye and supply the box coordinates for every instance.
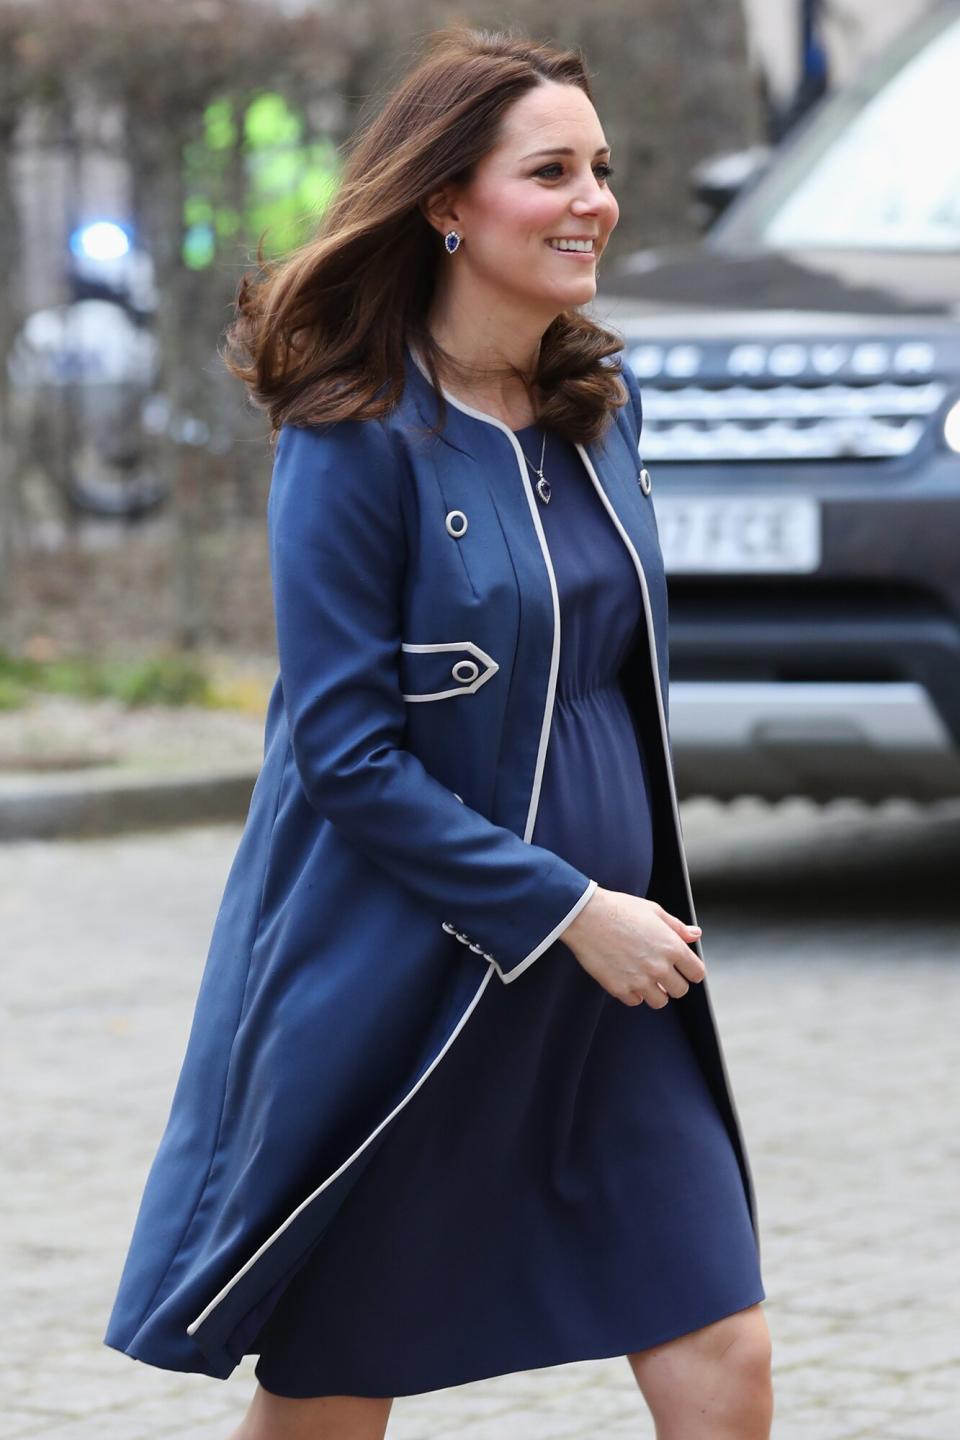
[535,162,615,182]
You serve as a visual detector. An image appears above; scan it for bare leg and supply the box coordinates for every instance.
[227,1380,394,1440]
[626,1302,773,1440]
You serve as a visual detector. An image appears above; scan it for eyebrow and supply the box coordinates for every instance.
[520,144,611,160]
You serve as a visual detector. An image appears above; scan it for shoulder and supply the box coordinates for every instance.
[596,348,642,446]
[269,414,410,548]
[273,412,397,473]
[611,349,643,440]
[272,370,431,481]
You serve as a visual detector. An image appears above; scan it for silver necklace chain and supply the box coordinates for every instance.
[516,427,551,505]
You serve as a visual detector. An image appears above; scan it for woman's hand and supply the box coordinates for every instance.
[560,886,705,1008]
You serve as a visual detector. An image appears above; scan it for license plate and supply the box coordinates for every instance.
[653,495,821,574]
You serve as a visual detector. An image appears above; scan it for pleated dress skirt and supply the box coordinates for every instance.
[252,423,765,1398]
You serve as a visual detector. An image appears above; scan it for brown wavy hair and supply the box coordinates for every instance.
[221,24,629,446]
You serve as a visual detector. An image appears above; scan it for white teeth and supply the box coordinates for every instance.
[548,238,594,252]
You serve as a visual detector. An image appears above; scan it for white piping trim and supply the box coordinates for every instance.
[186,963,496,1336]
[407,342,559,847]
[573,444,687,908]
[185,351,753,1341]
[409,347,613,985]
[573,439,760,1255]
[400,639,499,701]
[491,875,598,984]
[185,346,567,1342]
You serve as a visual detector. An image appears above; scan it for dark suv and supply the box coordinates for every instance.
[598,2,960,802]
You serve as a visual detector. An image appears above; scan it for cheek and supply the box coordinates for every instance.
[510,189,566,244]
[468,185,550,254]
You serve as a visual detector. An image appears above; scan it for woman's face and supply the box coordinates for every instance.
[435,81,619,316]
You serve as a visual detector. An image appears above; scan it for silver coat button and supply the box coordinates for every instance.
[451,659,479,684]
[445,509,468,538]
[638,467,652,496]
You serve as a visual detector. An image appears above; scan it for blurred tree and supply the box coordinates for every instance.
[0,2,35,646]
[0,0,351,647]
[0,0,758,652]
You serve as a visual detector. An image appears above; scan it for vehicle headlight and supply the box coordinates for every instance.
[944,398,960,454]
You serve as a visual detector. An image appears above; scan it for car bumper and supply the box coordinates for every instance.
[658,451,960,800]
[670,680,960,801]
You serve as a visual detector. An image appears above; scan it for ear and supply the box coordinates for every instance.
[420,183,463,239]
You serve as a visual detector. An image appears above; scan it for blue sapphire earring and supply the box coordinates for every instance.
[444,229,462,254]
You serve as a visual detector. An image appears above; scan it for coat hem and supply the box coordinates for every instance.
[185,963,497,1344]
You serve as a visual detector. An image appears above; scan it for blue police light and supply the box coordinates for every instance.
[70,221,131,262]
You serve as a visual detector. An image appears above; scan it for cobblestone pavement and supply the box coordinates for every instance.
[3,797,959,1440]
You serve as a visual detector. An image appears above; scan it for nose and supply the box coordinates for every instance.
[571,187,616,230]
[572,172,615,218]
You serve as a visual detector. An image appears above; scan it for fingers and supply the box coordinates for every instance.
[654,907,706,982]
[673,943,707,984]
[656,968,691,1000]
[625,968,681,1009]
[661,910,702,943]
[588,897,708,1008]
[615,961,693,1010]
[645,933,708,1006]
[641,972,689,1007]
[612,949,705,1009]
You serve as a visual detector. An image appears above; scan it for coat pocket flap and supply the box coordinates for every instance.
[400,640,499,701]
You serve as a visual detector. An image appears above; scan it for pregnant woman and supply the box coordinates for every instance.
[104,23,773,1440]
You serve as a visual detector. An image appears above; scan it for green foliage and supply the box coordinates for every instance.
[205,96,238,151]
[0,674,31,711]
[182,90,342,270]
[0,649,216,708]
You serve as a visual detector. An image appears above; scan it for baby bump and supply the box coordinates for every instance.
[530,679,654,898]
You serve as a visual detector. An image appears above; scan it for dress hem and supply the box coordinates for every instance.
[251,1286,767,1400]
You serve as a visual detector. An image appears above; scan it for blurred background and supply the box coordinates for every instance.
[2,0,959,807]
[2,4,959,1439]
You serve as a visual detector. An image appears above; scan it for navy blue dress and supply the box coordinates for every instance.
[252,424,765,1399]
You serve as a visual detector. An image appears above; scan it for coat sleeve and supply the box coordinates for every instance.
[267,418,598,985]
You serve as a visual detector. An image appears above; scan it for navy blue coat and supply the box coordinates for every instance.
[104,339,760,1380]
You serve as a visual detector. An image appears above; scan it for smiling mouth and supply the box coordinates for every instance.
[545,238,598,254]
